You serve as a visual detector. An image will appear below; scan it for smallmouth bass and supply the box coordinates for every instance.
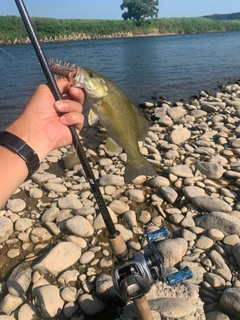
[50,60,157,183]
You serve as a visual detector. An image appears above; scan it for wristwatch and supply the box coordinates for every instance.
[0,131,40,179]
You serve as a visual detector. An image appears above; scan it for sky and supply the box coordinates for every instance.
[1,0,240,20]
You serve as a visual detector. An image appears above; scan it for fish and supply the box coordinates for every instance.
[49,59,157,183]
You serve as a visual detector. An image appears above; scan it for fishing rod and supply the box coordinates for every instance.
[14,0,128,262]
[14,2,193,319]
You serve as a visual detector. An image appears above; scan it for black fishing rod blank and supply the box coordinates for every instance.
[14,0,124,244]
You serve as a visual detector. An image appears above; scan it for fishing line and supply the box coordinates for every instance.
[0,47,40,66]
[14,0,118,237]
[0,47,21,61]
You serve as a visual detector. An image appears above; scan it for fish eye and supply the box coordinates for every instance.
[89,72,95,78]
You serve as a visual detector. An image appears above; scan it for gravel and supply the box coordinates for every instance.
[1,81,240,319]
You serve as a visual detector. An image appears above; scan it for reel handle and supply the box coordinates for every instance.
[167,266,194,286]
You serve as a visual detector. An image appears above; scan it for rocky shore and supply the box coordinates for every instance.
[1,81,240,319]
[0,29,172,45]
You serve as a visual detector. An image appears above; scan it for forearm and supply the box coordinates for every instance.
[0,145,29,208]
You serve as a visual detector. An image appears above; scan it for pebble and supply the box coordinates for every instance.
[0,217,13,243]
[3,82,240,320]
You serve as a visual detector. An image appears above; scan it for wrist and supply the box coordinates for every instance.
[5,117,52,162]
[0,131,40,179]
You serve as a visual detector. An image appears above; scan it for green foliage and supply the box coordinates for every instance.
[120,0,159,25]
[1,15,240,44]
[203,12,240,20]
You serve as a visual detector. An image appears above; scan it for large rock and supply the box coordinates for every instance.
[220,287,240,318]
[195,212,240,236]
[192,197,232,213]
[32,242,81,275]
[157,238,188,267]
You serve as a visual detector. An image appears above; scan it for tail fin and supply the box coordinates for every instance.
[124,157,157,184]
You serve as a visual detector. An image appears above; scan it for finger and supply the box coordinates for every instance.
[69,87,85,105]
[54,99,83,114]
[60,112,85,131]
[56,78,71,94]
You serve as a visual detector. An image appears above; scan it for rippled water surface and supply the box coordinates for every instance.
[1,31,240,130]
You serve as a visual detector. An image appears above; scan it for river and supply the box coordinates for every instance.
[1,30,240,130]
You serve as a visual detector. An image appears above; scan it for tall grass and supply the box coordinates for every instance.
[1,15,240,43]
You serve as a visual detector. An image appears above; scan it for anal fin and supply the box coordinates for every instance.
[105,137,122,156]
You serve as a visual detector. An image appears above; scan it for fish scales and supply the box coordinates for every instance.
[49,60,157,183]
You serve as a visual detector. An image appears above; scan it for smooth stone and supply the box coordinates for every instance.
[60,286,77,302]
[99,174,124,186]
[196,212,240,236]
[220,287,240,318]
[160,186,178,204]
[18,303,37,320]
[7,262,32,296]
[167,165,193,178]
[41,207,60,222]
[232,243,240,267]
[78,293,106,315]
[136,210,151,224]
[0,293,25,314]
[32,242,81,275]
[157,238,188,267]
[31,173,56,184]
[170,127,191,145]
[35,284,64,318]
[125,189,145,203]
[109,200,129,214]
[205,311,230,320]
[167,106,186,120]
[208,229,225,241]
[196,162,225,179]
[148,176,170,188]
[205,273,225,289]
[29,187,43,199]
[79,251,95,264]
[192,196,232,213]
[58,194,83,210]
[208,250,230,271]
[66,216,94,237]
[6,199,26,213]
[195,235,214,250]
[0,217,13,244]
[93,207,117,230]
[183,186,206,199]
[95,274,119,300]
[30,227,52,243]
[123,210,137,228]
[154,297,194,318]
[14,218,35,231]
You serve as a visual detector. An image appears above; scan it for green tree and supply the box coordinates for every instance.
[120,0,159,25]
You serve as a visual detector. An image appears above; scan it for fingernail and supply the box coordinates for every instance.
[60,115,67,124]
[55,101,66,111]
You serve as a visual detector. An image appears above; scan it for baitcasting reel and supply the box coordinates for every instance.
[112,226,193,303]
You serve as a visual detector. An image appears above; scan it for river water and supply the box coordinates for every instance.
[1,30,240,130]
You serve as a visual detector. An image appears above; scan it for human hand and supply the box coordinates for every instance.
[6,78,85,161]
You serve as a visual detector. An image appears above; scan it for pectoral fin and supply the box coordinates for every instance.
[88,109,99,126]
[105,137,122,156]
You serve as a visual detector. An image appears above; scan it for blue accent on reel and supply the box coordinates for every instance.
[147,226,170,243]
[167,266,194,286]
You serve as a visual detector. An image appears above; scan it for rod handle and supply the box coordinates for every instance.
[134,295,154,320]
[108,231,128,261]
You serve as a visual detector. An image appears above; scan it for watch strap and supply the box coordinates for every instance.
[0,131,40,179]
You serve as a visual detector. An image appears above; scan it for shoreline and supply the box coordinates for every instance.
[0,29,228,46]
